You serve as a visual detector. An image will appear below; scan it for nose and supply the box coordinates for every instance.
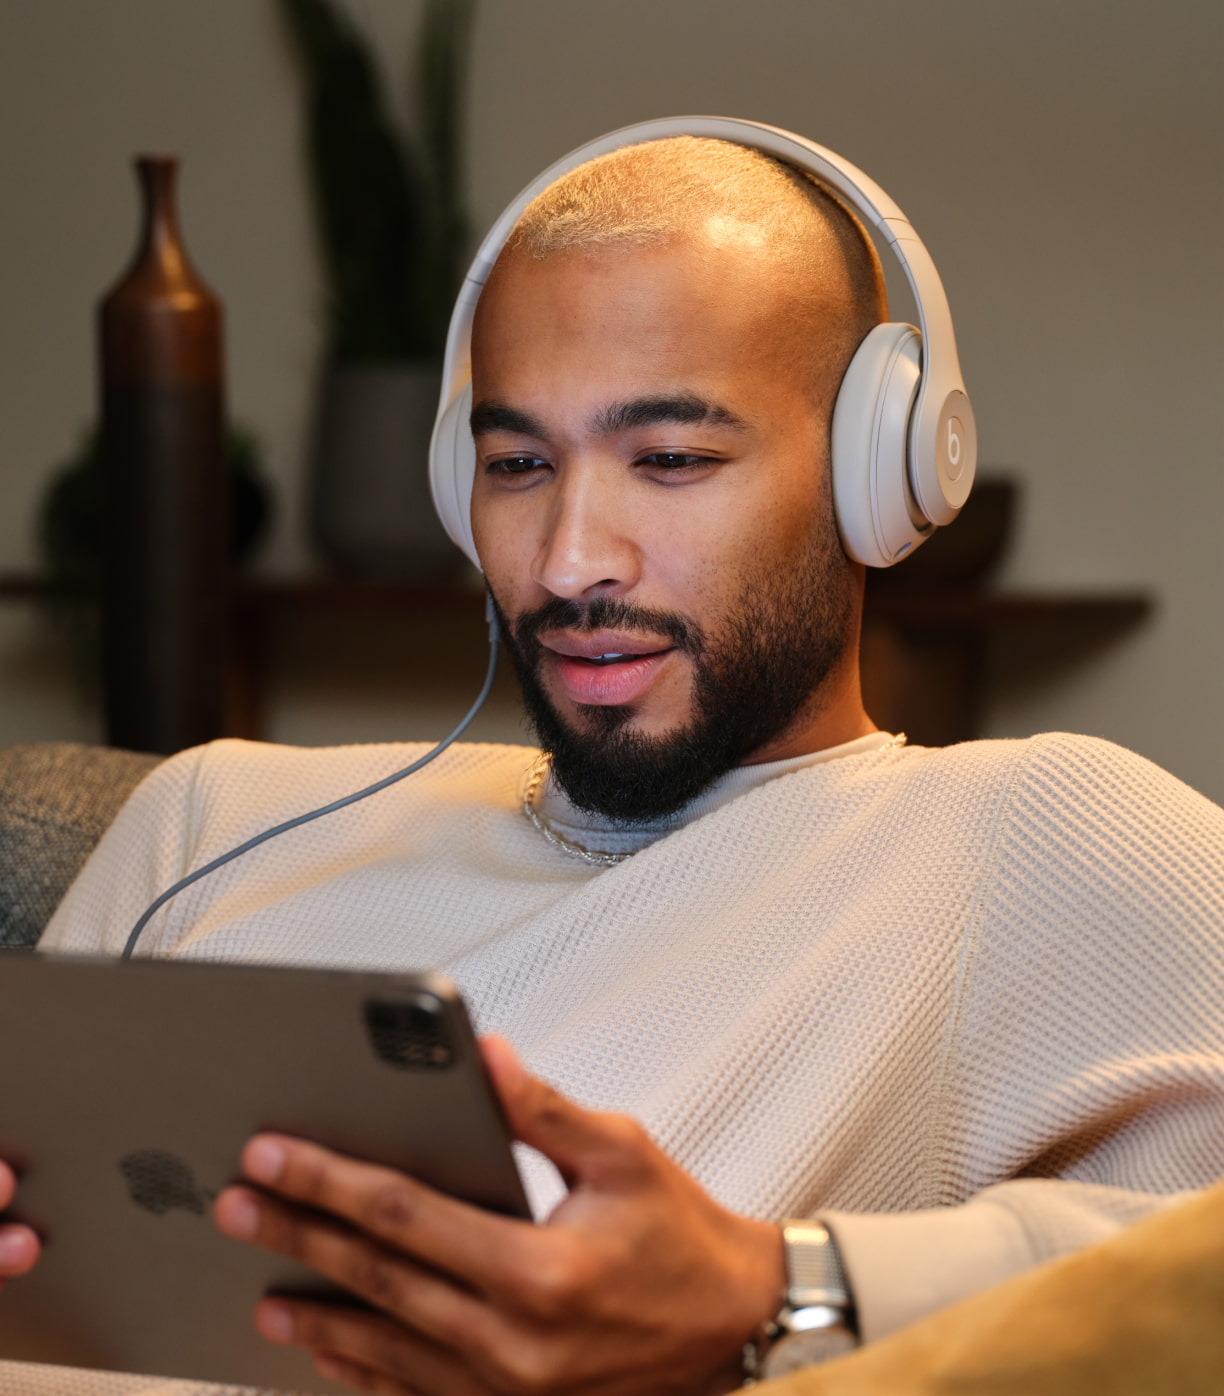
[531,467,642,601]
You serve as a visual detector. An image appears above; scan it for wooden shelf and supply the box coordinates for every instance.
[0,570,1151,629]
[864,587,1150,630]
[0,573,1154,749]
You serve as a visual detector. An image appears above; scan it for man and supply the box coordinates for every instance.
[3,134,1224,1395]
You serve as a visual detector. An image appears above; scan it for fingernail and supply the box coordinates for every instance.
[217,1190,260,1239]
[314,1354,343,1380]
[245,1137,287,1185]
[257,1299,294,1344]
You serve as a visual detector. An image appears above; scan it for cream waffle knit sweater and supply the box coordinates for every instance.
[8,730,1224,1396]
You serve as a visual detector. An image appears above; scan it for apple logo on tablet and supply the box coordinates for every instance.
[119,1149,214,1217]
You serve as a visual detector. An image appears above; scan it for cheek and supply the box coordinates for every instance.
[470,484,558,625]
[469,488,519,597]
[659,466,825,605]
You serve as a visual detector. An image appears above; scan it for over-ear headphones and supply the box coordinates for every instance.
[429,116,976,570]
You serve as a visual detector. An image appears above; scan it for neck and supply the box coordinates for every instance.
[739,630,875,766]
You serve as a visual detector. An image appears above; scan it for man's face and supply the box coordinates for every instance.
[469,235,860,820]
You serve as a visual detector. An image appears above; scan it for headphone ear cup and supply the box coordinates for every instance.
[428,381,481,569]
[831,323,932,568]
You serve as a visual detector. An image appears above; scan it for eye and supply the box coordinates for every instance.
[486,454,548,476]
[636,452,711,471]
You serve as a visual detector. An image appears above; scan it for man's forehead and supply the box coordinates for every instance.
[472,237,814,381]
[471,233,839,417]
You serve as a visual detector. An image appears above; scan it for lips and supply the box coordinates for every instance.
[540,629,676,706]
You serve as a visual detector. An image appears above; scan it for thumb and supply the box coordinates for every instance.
[480,1034,649,1189]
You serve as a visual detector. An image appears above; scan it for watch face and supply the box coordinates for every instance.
[760,1324,858,1377]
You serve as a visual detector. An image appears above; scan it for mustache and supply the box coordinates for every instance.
[509,596,704,657]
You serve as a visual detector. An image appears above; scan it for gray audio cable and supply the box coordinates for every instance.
[121,600,501,960]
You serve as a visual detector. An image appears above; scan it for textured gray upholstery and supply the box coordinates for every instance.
[0,743,164,948]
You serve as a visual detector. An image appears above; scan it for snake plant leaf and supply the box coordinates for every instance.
[280,0,465,362]
[416,0,475,347]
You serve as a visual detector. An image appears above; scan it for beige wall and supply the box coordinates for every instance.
[1,2,1221,792]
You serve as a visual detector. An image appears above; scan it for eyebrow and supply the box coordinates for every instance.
[471,393,750,440]
[469,401,548,438]
[593,393,750,435]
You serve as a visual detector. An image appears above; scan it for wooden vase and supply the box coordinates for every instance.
[98,156,228,754]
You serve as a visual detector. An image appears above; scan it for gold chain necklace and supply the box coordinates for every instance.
[520,734,907,868]
[521,756,633,867]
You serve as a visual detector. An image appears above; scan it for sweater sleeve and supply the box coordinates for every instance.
[822,1179,1193,1341]
[823,734,1224,1342]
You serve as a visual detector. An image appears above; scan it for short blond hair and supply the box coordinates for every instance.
[515,137,880,291]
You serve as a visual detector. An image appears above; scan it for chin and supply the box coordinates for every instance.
[567,698,695,743]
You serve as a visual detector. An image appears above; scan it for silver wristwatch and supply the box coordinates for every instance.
[743,1220,859,1384]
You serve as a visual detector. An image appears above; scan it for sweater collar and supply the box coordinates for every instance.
[533,731,903,858]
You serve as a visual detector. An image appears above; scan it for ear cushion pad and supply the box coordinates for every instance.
[429,381,480,568]
[831,322,929,568]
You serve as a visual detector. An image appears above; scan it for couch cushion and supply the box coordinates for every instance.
[0,743,164,948]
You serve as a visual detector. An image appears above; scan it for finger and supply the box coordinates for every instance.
[215,1186,492,1348]
[0,1224,41,1278]
[315,1351,419,1396]
[230,1135,544,1298]
[0,1163,40,1277]
[256,1296,484,1396]
[481,1034,656,1189]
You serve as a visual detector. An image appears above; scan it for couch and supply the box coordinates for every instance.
[0,742,163,948]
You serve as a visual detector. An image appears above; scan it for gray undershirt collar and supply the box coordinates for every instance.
[535,731,904,857]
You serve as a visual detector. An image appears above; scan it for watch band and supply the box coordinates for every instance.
[783,1218,851,1307]
[742,1220,859,1385]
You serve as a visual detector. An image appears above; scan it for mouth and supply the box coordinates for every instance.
[539,630,678,707]
[572,652,649,667]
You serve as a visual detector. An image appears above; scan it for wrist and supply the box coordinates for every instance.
[706,1218,787,1395]
[742,1216,789,1336]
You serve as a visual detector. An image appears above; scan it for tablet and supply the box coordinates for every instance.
[0,952,531,1393]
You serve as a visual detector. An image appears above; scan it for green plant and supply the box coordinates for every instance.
[38,427,273,692]
[39,428,271,598]
[279,0,474,363]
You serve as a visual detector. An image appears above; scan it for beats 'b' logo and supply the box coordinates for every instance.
[119,1149,214,1217]
[934,390,975,511]
[945,417,964,472]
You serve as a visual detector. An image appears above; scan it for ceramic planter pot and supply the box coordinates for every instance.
[309,362,459,580]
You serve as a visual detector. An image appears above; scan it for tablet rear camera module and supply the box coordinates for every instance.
[363,995,454,1069]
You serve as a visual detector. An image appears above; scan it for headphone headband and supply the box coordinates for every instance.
[431,116,975,567]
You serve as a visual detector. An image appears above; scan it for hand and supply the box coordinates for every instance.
[0,1160,40,1293]
[215,1035,783,1395]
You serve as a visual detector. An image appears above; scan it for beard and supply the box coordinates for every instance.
[495,518,857,824]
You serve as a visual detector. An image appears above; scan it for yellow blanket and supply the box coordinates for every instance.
[761,1179,1224,1395]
